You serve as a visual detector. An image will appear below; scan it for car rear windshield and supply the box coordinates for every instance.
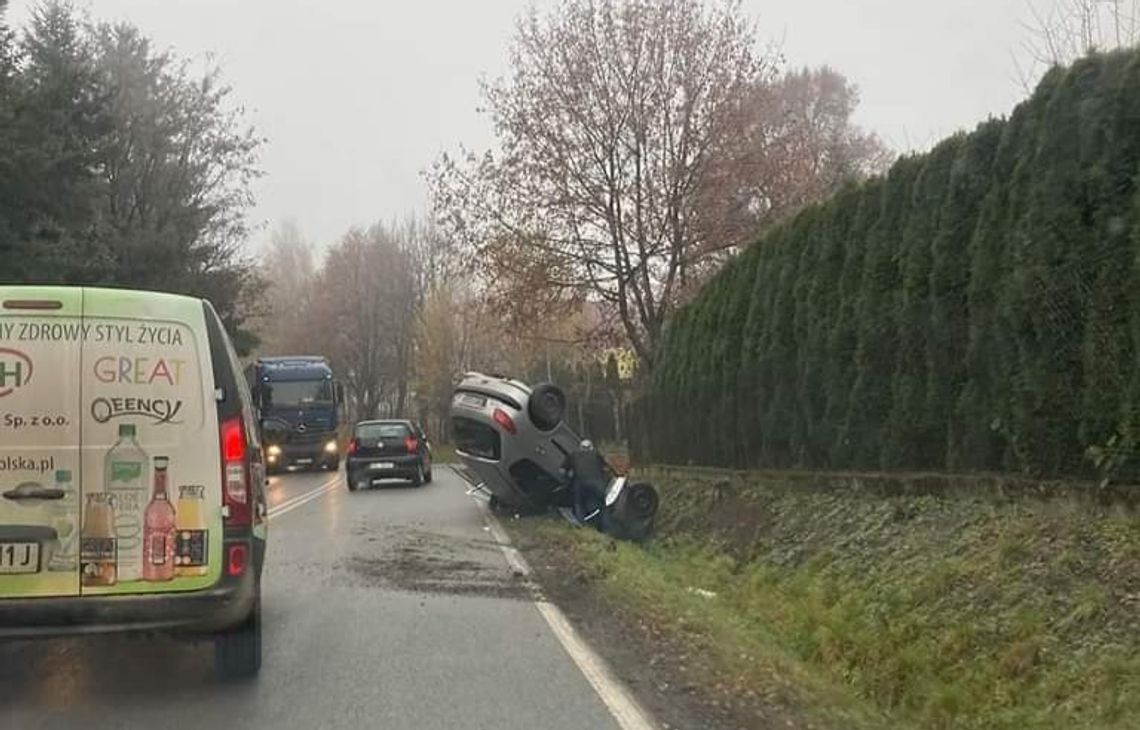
[356,422,411,440]
[452,417,500,460]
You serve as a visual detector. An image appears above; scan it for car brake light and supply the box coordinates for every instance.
[227,543,248,577]
[405,436,418,454]
[220,416,251,527]
[347,438,359,456]
[492,408,517,435]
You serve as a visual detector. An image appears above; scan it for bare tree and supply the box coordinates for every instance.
[316,226,407,420]
[255,219,315,355]
[429,0,769,368]
[701,66,892,262]
[1017,0,1140,88]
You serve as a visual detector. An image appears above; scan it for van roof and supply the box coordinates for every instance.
[2,284,205,306]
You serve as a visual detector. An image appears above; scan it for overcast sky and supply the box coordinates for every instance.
[8,0,1049,253]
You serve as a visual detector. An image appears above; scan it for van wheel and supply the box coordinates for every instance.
[214,592,262,681]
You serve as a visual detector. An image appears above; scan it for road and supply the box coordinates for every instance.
[0,467,627,730]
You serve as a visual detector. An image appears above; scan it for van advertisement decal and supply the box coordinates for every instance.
[0,296,221,599]
[0,307,83,597]
[80,312,220,595]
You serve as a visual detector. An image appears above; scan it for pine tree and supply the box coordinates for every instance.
[826,180,883,465]
[844,157,920,468]
[930,119,1002,470]
[883,139,959,468]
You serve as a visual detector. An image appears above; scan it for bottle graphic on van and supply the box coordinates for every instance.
[105,423,148,581]
[80,493,117,586]
[143,457,176,582]
[175,484,208,576]
[47,469,77,571]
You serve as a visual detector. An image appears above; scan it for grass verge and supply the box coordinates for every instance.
[515,467,1140,730]
[431,442,460,463]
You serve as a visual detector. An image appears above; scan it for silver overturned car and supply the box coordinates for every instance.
[449,372,658,541]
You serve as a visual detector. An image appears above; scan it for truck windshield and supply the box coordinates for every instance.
[264,379,333,408]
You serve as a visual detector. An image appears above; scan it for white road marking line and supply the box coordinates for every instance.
[459,468,658,730]
[267,476,340,520]
[267,477,337,515]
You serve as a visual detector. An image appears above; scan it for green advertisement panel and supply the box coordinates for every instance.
[0,287,223,598]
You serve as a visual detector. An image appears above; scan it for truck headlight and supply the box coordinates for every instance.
[324,440,338,454]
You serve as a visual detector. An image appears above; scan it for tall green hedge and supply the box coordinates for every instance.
[640,50,1140,478]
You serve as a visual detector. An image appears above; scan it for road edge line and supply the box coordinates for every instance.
[459,468,658,730]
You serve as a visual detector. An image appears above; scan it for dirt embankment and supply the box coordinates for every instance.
[512,466,1140,730]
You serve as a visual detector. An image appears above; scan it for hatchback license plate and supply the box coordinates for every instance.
[0,542,40,574]
[458,393,486,408]
[370,462,395,470]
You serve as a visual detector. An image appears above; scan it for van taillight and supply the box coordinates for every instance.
[405,436,418,454]
[347,438,359,456]
[227,543,249,577]
[220,416,251,527]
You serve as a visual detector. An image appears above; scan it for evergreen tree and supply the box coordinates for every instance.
[844,157,920,468]
[930,119,1002,469]
[883,139,959,468]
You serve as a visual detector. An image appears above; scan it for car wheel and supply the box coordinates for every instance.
[528,383,566,431]
[425,467,433,484]
[346,470,359,491]
[412,464,424,487]
[214,589,262,680]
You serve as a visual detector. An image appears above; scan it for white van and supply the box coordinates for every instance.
[0,286,267,679]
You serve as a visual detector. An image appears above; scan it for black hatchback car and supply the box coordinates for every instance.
[345,420,433,490]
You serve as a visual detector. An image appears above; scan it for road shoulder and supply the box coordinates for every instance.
[501,516,797,730]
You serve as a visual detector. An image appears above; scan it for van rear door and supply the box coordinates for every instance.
[79,288,223,595]
[0,287,84,598]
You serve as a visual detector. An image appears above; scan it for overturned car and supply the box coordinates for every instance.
[450,372,658,542]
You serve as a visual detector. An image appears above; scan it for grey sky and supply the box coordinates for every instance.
[9,0,1047,253]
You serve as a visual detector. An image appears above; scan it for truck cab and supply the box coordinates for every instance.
[246,357,344,473]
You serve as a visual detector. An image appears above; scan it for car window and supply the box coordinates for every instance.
[355,423,411,440]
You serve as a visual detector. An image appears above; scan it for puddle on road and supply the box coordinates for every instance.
[341,525,531,600]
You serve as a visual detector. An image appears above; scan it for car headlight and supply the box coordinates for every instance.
[267,445,282,457]
[324,440,338,453]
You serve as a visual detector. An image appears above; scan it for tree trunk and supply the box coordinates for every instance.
[612,388,622,443]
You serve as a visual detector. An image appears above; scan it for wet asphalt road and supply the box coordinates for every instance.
[0,466,623,730]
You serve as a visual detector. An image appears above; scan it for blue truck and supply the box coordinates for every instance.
[245,356,344,473]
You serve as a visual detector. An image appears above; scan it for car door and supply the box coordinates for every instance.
[0,287,84,598]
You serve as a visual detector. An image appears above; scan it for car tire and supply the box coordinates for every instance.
[346,473,358,492]
[425,468,433,484]
[214,590,262,681]
[528,383,566,431]
[412,464,424,487]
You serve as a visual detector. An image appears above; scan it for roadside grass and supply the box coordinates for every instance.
[431,442,460,463]
[519,469,1140,730]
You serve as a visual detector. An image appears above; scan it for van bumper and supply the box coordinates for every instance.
[0,545,260,639]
